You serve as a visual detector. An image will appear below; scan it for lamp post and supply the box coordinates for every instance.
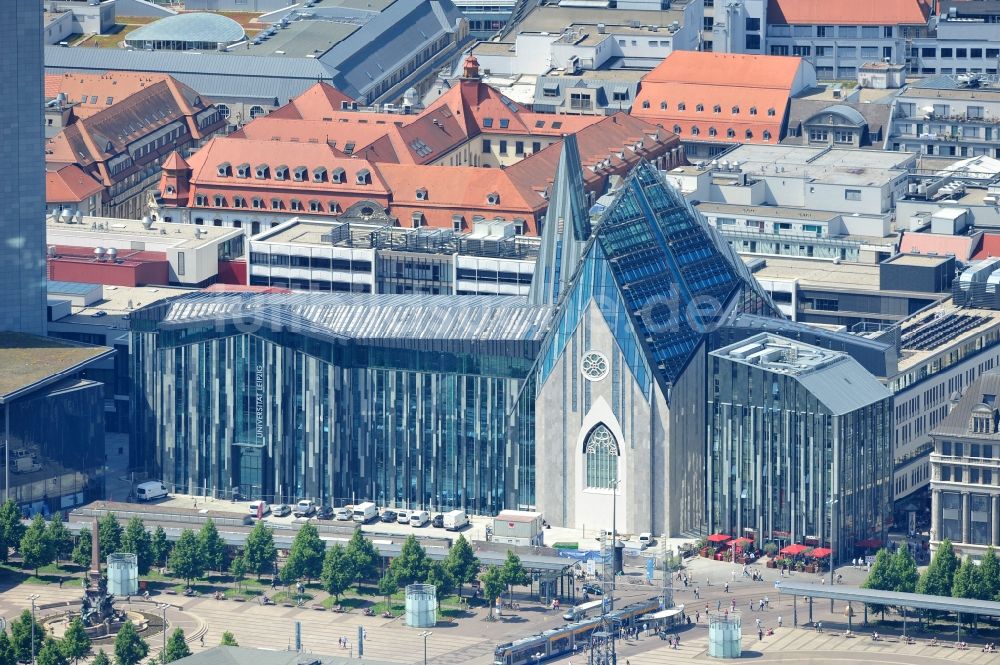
[828,497,839,612]
[420,631,432,665]
[158,603,169,662]
[27,594,39,665]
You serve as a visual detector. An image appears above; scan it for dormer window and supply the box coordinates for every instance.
[271,198,283,210]
[236,163,250,178]
[452,214,463,232]
[233,196,247,208]
[331,167,346,184]
[642,100,650,109]
[416,187,428,201]
[487,192,500,205]
[411,211,424,228]
[328,201,339,213]
[677,102,686,111]
[660,101,667,110]
[691,126,700,136]
[312,166,327,183]
[672,124,681,134]
[709,127,717,137]
[165,185,175,195]
[767,107,776,117]
[274,165,288,180]
[745,129,753,139]
[713,104,721,113]
[727,128,736,138]
[195,194,207,206]
[252,197,265,209]
[750,107,758,116]
[763,130,772,141]
[356,169,370,185]
[217,162,231,177]
[309,200,322,212]
[254,164,269,179]
[290,199,303,211]
[731,105,740,114]
[213,195,226,207]
[293,166,307,182]
[696,104,704,112]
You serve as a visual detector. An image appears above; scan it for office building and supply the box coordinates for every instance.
[708,333,893,558]
[908,1,1000,77]
[929,370,1000,556]
[1,3,47,335]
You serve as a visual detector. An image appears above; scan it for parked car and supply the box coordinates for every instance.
[409,511,430,527]
[396,510,410,524]
[381,510,397,523]
[335,507,352,521]
[293,500,317,518]
[582,583,603,596]
[431,514,445,528]
[271,504,292,517]
[316,506,334,520]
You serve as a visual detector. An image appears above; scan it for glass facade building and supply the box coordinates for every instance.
[131,293,550,511]
[708,334,893,559]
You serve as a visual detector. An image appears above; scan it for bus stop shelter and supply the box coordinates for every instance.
[776,581,1000,640]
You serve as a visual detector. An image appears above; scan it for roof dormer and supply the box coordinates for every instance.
[254,164,269,179]
[416,187,428,201]
[356,168,370,185]
[312,166,327,183]
[487,192,500,205]
[235,163,250,178]
[331,167,346,184]
[293,166,308,182]
[217,162,231,177]
[274,164,288,180]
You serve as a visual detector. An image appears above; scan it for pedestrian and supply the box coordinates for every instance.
[724,582,729,593]
[695,586,700,599]
[200,636,205,647]
[749,600,753,612]
[759,599,764,611]
[777,616,782,628]
[696,611,700,623]
[731,570,736,582]
[717,600,722,611]
[58,577,63,589]
[758,628,764,641]
[764,595,770,608]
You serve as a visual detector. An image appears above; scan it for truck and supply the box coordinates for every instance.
[352,502,378,523]
[12,456,41,474]
[443,509,468,531]
[135,481,167,501]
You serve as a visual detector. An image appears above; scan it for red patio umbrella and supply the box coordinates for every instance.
[809,547,832,558]
[779,543,810,556]
[732,537,753,547]
[707,533,732,543]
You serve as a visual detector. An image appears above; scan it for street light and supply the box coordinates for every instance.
[158,603,169,662]
[828,497,839,612]
[610,478,620,598]
[27,594,38,665]
[419,631,432,665]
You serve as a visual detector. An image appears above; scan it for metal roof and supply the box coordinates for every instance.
[931,369,1000,438]
[125,13,246,45]
[804,103,869,127]
[45,46,332,81]
[47,280,100,295]
[777,581,1000,616]
[153,292,553,348]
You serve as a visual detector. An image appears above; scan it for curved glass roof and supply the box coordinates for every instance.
[126,13,245,45]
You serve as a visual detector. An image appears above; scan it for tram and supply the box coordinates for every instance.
[493,597,663,665]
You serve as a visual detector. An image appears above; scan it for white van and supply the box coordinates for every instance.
[249,501,270,517]
[353,502,378,523]
[409,510,429,527]
[136,481,167,502]
[638,532,654,549]
[443,509,468,531]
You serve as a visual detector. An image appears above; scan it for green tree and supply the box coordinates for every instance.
[21,513,55,575]
[426,560,455,602]
[91,650,110,665]
[112,621,148,665]
[953,557,984,599]
[321,544,356,601]
[46,513,73,564]
[98,513,122,559]
[244,521,277,581]
[981,546,1000,601]
[230,555,247,590]
[917,539,959,597]
[220,632,238,647]
[345,530,379,590]
[197,519,227,576]
[167,529,204,585]
[10,609,43,664]
[163,628,190,663]
[0,499,25,562]
[284,523,324,582]
[499,551,529,605]
[861,549,894,618]
[36,636,68,665]
[150,526,170,569]
[890,547,919,593]
[0,630,15,665]
[481,566,505,619]
[61,617,91,664]
[388,535,429,587]
[120,518,153,576]
[71,528,92,569]
[377,571,397,610]
[443,535,479,598]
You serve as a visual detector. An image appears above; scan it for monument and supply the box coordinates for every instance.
[80,517,117,629]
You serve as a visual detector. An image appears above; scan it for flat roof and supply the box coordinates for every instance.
[243,20,360,58]
[718,144,914,186]
[750,256,882,290]
[696,201,840,223]
[896,299,1000,372]
[777,581,1000,616]
[885,253,952,267]
[46,215,243,250]
[0,332,113,403]
[54,285,197,328]
[508,4,689,39]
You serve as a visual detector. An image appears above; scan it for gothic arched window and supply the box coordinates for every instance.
[584,424,619,489]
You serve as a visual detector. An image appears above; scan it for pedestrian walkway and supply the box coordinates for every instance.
[758,626,999,663]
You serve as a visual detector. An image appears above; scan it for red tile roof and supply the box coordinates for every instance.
[767,0,930,25]
[45,164,103,204]
[633,52,804,144]
[899,231,982,261]
[45,71,179,120]
[266,82,355,120]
